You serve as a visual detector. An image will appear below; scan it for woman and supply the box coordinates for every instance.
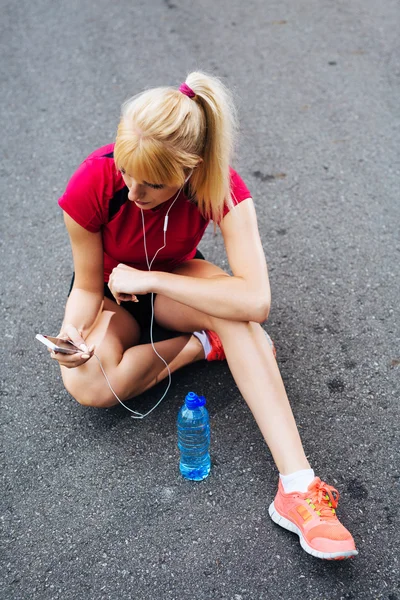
[54,72,357,560]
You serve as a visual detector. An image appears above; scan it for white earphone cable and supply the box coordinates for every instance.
[93,185,184,418]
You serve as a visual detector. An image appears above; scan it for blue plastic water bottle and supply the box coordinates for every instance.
[177,392,211,481]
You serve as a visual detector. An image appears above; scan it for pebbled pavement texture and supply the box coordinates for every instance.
[1,1,399,599]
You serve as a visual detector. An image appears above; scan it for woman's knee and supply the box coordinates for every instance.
[77,391,117,409]
[62,370,119,408]
[208,315,255,333]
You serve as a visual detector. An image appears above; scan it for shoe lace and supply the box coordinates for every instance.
[305,478,340,519]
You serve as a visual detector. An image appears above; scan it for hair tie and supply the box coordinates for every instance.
[179,82,196,98]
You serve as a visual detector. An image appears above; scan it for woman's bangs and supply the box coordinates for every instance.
[116,136,183,187]
[132,146,182,187]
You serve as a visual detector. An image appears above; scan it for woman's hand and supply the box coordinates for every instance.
[108,264,154,305]
[49,324,94,369]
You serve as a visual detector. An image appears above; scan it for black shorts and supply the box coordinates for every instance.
[68,249,205,345]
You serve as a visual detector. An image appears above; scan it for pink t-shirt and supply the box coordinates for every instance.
[58,144,252,281]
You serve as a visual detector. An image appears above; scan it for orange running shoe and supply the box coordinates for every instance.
[205,330,276,362]
[269,477,358,560]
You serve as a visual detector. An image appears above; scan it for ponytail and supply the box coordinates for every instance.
[186,72,237,222]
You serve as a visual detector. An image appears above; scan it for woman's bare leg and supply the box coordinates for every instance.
[61,297,204,408]
[155,260,310,476]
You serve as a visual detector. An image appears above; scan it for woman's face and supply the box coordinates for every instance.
[120,168,181,210]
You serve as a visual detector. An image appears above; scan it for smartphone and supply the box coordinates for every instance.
[35,334,81,354]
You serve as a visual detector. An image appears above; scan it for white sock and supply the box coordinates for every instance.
[193,330,212,359]
[279,469,315,493]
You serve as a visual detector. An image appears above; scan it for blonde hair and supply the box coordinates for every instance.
[114,71,237,222]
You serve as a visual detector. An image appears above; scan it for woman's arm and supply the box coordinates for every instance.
[60,213,105,341]
[109,199,271,323]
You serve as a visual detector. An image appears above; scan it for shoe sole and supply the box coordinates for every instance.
[268,501,358,560]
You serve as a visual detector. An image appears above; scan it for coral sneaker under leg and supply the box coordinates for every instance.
[201,329,276,362]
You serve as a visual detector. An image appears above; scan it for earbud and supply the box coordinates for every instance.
[184,170,193,185]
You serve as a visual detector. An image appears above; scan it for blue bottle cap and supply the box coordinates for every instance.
[185,392,206,409]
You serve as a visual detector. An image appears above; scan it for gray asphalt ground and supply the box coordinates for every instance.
[1,0,399,598]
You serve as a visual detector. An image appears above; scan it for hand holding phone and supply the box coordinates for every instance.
[36,329,94,369]
[36,334,81,354]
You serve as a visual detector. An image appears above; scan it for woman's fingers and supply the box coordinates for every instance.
[108,264,150,298]
[116,293,139,303]
[50,350,93,368]
[61,324,89,352]
[52,325,96,368]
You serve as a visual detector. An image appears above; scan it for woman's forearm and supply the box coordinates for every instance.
[152,271,270,323]
[60,288,104,337]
